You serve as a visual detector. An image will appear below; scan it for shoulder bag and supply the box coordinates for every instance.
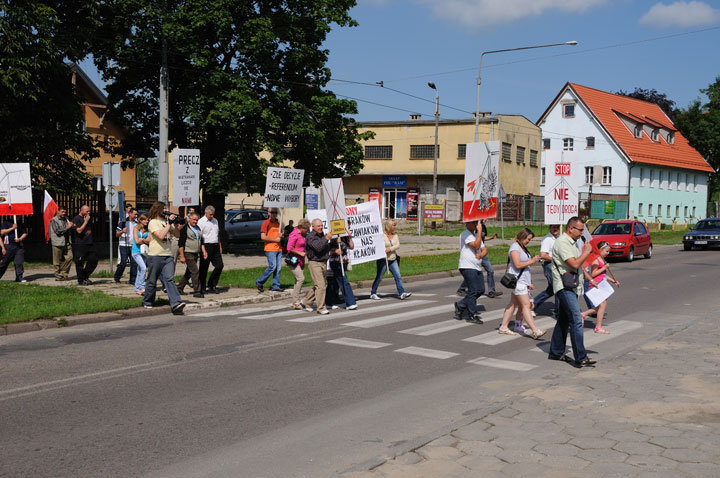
[500,245,530,289]
[553,260,579,290]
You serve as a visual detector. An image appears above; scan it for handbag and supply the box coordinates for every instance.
[553,261,579,290]
[500,258,527,289]
[284,254,299,267]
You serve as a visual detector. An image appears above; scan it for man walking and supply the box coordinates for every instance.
[303,218,333,315]
[177,211,204,298]
[0,220,28,282]
[533,224,560,314]
[454,220,487,323]
[198,205,223,294]
[457,219,502,298]
[114,207,138,284]
[255,208,284,292]
[49,206,74,280]
[71,205,98,285]
[548,216,595,366]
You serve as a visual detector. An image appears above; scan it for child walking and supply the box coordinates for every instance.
[582,241,621,334]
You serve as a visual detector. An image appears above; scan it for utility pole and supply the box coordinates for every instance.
[157,25,169,205]
[428,82,439,205]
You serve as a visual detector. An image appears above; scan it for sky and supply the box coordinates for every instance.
[80,0,720,124]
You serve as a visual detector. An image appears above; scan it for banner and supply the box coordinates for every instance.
[264,167,304,208]
[424,204,444,226]
[544,150,580,224]
[322,177,347,236]
[406,188,419,220]
[306,201,385,265]
[463,141,499,222]
[0,163,33,215]
[172,148,201,206]
[368,188,381,215]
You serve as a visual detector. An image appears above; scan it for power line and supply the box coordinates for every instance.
[335,94,429,116]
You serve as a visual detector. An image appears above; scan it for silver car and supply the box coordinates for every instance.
[225,209,268,243]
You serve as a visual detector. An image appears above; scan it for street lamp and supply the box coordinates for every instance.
[428,81,439,204]
[474,41,578,142]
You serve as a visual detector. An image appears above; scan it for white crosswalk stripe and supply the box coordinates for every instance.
[395,346,458,359]
[237,299,436,321]
[399,320,472,336]
[467,356,538,371]
[405,293,437,297]
[532,320,642,353]
[463,317,556,345]
[192,303,290,317]
[288,300,435,323]
[326,338,392,349]
[342,304,452,328]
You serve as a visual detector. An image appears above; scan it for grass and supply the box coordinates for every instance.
[422,224,542,239]
[0,283,141,325]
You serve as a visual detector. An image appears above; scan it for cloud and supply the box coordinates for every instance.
[639,1,720,28]
[418,0,608,29]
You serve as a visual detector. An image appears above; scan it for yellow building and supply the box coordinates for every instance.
[349,114,542,220]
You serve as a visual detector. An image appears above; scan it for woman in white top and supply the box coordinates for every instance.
[498,228,546,339]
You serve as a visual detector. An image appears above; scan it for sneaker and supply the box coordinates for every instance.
[17,279,27,283]
[318,308,329,315]
[486,290,496,298]
[347,304,358,310]
[453,302,464,320]
[466,315,483,324]
[270,287,284,292]
[369,294,381,300]
[171,302,186,315]
[399,292,412,300]
[256,282,264,293]
[143,305,153,309]
[299,301,313,312]
[331,305,340,310]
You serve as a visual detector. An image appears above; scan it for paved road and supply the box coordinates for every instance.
[0,245,716,477]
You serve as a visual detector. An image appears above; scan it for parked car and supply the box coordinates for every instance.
[683,218,720,250]
[590,220,652,262]
[225,209,268,243]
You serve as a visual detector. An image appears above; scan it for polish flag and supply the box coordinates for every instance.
[43,190,58,243]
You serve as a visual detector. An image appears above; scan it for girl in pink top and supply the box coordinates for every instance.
[286,218,310,310]
[582,241,621,334]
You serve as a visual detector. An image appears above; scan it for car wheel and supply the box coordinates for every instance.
[644,244,653,259]
[683,243,692,251]
[626,246,634,262]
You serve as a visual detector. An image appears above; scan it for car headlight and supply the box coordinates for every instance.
[612,242,626,246]
[714,235,719,240]
[684,235,690,240]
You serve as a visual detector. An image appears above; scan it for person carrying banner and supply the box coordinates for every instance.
[198,205,224,294]
[370,219,411,300]
[114,207,138,285]
[457,219,502,298]
[71,205,98,285]
[48,206,74,280]
[454,220,487,323]
[255,208,284,292]
[303,218,333,314]
[328,234,358,310]
[0,220,28,282]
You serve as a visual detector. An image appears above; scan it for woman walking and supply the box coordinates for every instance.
[498,228,546,339]
[370,219,411,300]
[287,218,310,310]
[131,213,150,295]
[582,241,620,333]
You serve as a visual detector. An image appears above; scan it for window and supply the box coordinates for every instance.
[634,125,643,138]
[667,205,671,217]
[638,223,648,235]
[540,167,545,186]
[563,103,575,118]
[543,138,551,150]
[529,149,538,167]
[249,211,267,221]
[502,142,512,162]
[659,170,665,189]
[649,169,654,187]
[668,132,675,144]
[410,144,438,159]
[585,166,594,184]
[694,175,699,192]
[687,174,692,191]
[640,168,645,186]
[679,173,685,191]
[684,206,688,217]
[457,144,466,159]
[563,138,573,151]
[602,167,612,185]
[364,145,393,160]
[657,204,662,216]
[676,205,680,217]
[651,129,659,141]
[670,172,676,190]
[516,146,525,165]
[692,206,696,217]
[586,136,595,149]
[638,203,644,216]
[634,223,643,235]
[648,204,653,216]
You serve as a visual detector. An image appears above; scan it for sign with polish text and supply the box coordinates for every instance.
[322,178,347,236]
[172,148,200,206]
[264,167,304,208]
[544,150,580,224]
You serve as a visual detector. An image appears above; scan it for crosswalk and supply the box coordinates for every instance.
[192,293,642,371]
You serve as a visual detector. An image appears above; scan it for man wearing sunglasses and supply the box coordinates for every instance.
[256,208,284,292]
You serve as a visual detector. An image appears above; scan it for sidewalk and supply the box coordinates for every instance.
[343,315,720,478]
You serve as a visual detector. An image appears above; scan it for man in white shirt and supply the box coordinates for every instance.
[198,205,224,294]
[114,207,138,284]
[454,220,487,324]
[533,224,560,313]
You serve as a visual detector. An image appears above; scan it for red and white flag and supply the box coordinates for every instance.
[43,190,58,243]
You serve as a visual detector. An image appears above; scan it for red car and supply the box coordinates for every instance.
[590,220,652,262]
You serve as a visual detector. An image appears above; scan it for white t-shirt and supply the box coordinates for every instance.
[508,242,532,286]
[540,233,556,256]
[459,229,483,270]
[197,216,219,244]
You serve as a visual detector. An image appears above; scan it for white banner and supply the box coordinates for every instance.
[0,163,33,215]
[544,150,580,224]
[463,141,499,222]
[172,148,200,206]
[264,167,304,208]
[306,201,385,265]
[322,177,347,236]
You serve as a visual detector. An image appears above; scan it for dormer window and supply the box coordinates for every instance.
[667,132,675,144]
[651,129,659,141]
[634,125,643,139]
[563,103,575,118]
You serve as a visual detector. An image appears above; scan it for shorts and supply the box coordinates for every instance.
[513,283,529,296]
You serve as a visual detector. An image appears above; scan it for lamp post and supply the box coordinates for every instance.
[428,82,440,205]
[474,41,578,142]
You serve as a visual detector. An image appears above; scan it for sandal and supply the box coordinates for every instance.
[292,302,303,310]
[577,358,597,366]
[530,329,547,340]
[594,327,610,334]
[498,328,517,336]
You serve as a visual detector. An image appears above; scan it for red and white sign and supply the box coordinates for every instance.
[43,190,58,243]
[462,141,499,222]
[544,151,580,224]
[0,163,33,215]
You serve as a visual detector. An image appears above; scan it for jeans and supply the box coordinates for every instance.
[73,244,98,283]
[143,255,182,308]
[330,261,356,306]
[548,289,588,362]
[114,245,137,284]
[457,268,485,317]
[480,256,495,292]
[132,252,147,292]
[371,258,405,296]
[256,250,282,290]
[0,243,24,281]
[533,262,554,309]
[199,243,224,291]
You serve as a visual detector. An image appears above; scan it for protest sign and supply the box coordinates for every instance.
[463,141,499,222]
[306,201,384,265]
[544,150,580,224]
[424,204,444,226]
[172,148,200,206]
[305,185,318,210]
[0,163,33,215]
[322,178,347,236]
[264,167,304,208]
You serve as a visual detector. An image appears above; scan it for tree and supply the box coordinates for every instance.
[674,77,720,195]
[616,87,677,118]
[93,0,372,201]
[0,1,101,195]
[136,158,158,197]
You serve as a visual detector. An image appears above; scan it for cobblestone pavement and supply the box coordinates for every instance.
[343,315,720,478]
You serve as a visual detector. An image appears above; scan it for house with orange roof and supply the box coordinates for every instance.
[537,83,713,224]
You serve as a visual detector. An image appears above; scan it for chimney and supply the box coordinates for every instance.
[409,113,422,121]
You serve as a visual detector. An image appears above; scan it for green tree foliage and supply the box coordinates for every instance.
[93,0,372,196]
[0,1,100,194]
[674,77,720,194]
[616,87,677,118]
[135,157,158,197]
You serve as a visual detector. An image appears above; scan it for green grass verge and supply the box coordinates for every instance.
[0,283,141,324]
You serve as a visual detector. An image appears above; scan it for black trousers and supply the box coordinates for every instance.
[73,244,98,283]
[0,243,24,281]
[199,243,224,291]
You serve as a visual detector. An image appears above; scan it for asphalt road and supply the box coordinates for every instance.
[0,245,717,477]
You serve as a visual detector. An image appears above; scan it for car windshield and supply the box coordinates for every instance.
[694,220,720,230]
[592,223,631,235]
